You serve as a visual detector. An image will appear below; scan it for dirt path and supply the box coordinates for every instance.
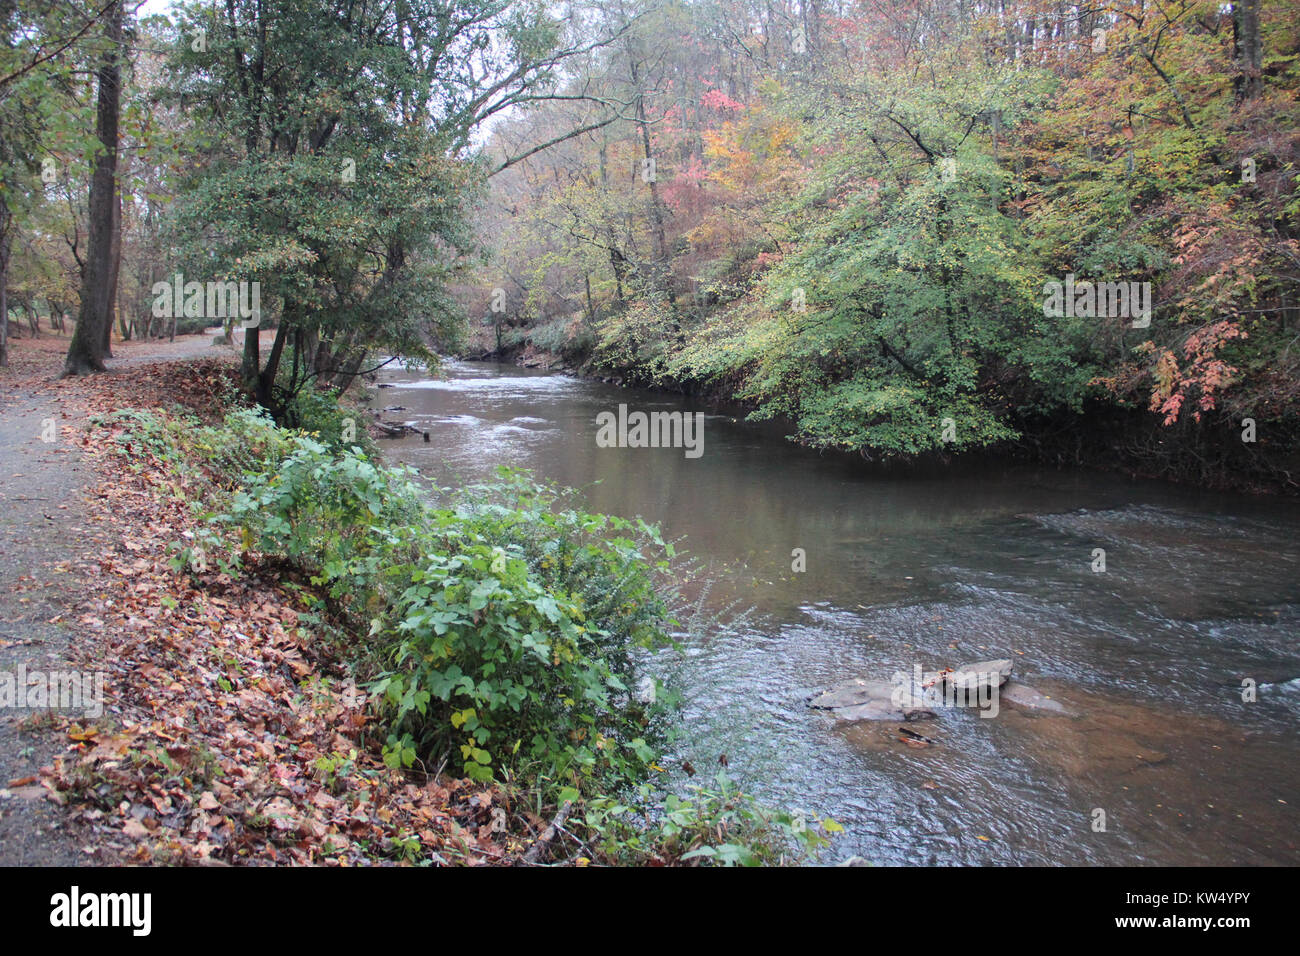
[0,390,94,863]
[0,332,235,864]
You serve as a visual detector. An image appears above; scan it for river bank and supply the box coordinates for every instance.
[0,336,440,865]
[463,342,1300,496]
[0,335,831,865]
[0,337,545,863]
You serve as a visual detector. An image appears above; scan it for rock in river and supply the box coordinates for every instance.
[807,678,936,722]
[946,659,1013,694]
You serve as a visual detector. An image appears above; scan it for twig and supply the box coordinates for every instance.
[522,800,573,865]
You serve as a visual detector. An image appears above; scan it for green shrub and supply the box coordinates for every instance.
[221,433,675,794]
[526,315,594,358]
[172,316,219,335]
[278,385,377,456]
[577,773,843,866]
[192,406,298,486]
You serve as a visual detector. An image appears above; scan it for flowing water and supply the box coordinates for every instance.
[372,359,1300,865]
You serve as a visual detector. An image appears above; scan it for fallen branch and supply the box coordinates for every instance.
[373,419,429,441]
[523,800,574,865]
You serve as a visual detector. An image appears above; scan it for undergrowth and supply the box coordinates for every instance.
[88,401,840,865]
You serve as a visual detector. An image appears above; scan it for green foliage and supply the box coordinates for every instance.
[217,420,676,795]
[575,773,842,866]
[95,405,296,489]
[191,406,299,484]
[666,67,1093,458]
[524,315,595,358]
[277,382,377,457]
[374,475,676,790]
[156,0,580,402]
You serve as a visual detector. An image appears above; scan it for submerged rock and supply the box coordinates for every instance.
[808,678,893,711]
[1000,682,1070,715]
[807,678,936,722]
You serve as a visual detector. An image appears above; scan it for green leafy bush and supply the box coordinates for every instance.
[192,406,298,486]
[220,429,675,794]
[576,773,842,866]
[277,383,377,456]
[526,315,595,358]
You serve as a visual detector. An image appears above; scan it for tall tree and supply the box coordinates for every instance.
[164,0,629,414]
[62,0,124,376]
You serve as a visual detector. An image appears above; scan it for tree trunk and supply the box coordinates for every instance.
[63,0,124,377]
[628,53,678,322]
[117,280,131,340]
[242,320,260,386]
[101,185,122,356]
[1234,0,1262,100]
[256,320,290,412]
[0,220,9,368]
[328,349,368,397]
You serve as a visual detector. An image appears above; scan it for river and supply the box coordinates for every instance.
[371,359,1299,865]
